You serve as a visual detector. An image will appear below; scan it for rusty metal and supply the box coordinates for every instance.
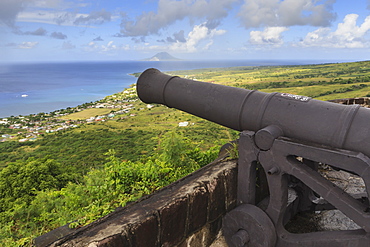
[136,68,370,246]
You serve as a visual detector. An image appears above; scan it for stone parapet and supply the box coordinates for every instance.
[36,159,237,247]
[328,97,370,107]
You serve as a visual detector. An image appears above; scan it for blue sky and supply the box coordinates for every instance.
[1,0,370,62]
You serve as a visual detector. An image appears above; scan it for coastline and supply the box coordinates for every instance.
[0,85,138,143]
[2,59,370,143]
[0,59,343,119]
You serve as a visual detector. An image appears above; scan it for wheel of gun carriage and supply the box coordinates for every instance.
[222,204,276,247]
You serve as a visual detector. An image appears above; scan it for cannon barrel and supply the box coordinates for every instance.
[137,68,370,157]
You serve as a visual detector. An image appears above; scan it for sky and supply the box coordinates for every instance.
[1,0,370,62]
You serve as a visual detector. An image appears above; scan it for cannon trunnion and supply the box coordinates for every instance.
[137,68,370,247]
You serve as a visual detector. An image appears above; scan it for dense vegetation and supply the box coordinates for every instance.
[0,129,157,171]
[2,60,370,246]
[0,131,223,246]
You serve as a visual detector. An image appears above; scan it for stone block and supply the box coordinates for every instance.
[33,223,75,247]
[130,214,159,247]
[208,175,226,222]
[223,166,237,211]
[160,197,188,246]
[187,186,209,234]
[97,234,130,247]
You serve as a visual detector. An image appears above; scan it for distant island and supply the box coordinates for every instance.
[142,52,181,61]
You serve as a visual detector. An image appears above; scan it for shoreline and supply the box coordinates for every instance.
[0,59,359,119]
[0,85,138,142]
[0,58,370,132]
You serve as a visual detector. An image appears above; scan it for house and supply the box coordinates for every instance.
[178,122,189,127]
[12,124,22,129]
[86,117,95,122]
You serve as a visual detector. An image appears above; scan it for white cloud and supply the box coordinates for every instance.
[300,14,370,48]
[238,0,336,28]
[84,41,130,53]
[0,0,74,27]
[6,41,40,49]
[73,9,111,25]
[101,41,116,52]
[169,23,226,52]
[204,40,214,50]
[249,27,288,46]
[53,11,77,25]
[120,0,237,37]
[15,8,118,28]
[19,41,39,49]
[300,27,329,46]
[16,10,72,25]
[85,41,99,51]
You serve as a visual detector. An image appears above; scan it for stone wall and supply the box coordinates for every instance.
[35,158,237,247]
[329,97,370,107]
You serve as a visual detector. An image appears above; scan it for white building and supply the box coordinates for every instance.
[178,122,189,127]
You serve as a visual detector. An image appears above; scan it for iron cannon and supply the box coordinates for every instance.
[137,68,370,158]
[137,68,370,247]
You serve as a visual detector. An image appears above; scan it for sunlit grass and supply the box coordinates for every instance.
[59,108,112,120]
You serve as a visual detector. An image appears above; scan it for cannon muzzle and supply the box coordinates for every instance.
[137,68,370,157]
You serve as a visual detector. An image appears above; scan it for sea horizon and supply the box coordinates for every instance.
[0,59,357,118]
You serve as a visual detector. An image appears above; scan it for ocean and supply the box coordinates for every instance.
[0,59,331,118]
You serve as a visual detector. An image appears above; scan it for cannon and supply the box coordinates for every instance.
[137,68,370,247]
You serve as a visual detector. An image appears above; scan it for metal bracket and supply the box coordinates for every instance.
[224,128,370,247]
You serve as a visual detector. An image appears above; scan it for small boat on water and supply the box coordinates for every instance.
[21,94,28,97]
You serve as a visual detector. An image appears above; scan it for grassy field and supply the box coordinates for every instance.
[65,103,235,149]
[165,61,370,101]
[167,61,370,85]
[59,108,112,120]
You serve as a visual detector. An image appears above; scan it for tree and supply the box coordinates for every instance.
[0,157,72,212]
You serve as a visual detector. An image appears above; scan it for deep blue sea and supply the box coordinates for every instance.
[0,59,334,118]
